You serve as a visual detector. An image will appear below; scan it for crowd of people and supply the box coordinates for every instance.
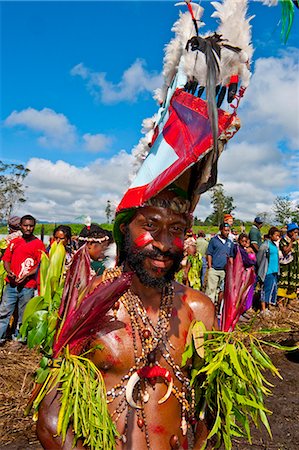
[1,214,298,345]
[176,215,299,322]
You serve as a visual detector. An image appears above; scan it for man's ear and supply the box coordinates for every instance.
[119,223,127,234]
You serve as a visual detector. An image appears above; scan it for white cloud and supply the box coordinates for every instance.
[16,153,134,222]
[240,49,299,149]
[4,107,112,153]
[82,133,112,152]
[5,107,77,148]
[71,59,163,104]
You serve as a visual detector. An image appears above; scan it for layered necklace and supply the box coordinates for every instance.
[102,268,195,449]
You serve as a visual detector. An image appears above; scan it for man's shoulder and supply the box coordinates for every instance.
[174,282,215,329]
[30,237,45,249]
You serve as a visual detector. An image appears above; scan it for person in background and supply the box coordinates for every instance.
[224,214,237,242]
[277,222,299,309]
[249,216,264,253]
[205,223,234,308]
[78,224,113,276]
[196,230,209,286]
[0,215,45,344]
[236,233,256,268]
[5,216,22,245]
[176,234,202,289]
[49,225,74,265]
[256,227,281,315]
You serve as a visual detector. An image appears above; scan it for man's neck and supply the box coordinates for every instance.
[129,273,164,310]
[22,234,36,242]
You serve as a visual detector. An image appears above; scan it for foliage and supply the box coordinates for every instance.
[0,161,30,221]
[182,322,298,450]
[206,184,235,226]
[272,196,293,225]
[20,242,66,358]
[187,254,202,289]
[32,347,118,450]
[105,200,113,224]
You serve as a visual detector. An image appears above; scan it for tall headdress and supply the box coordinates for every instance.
[114,0,254,245]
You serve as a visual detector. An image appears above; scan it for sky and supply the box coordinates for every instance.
[1,0,299,223]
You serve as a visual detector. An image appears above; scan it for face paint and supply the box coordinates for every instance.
[173,237,184,250]
[134,232,153,248]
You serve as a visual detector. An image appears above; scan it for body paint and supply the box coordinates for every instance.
[172,307,178,318]
[149,424,166,435]
[134,232,153,248]
[114,334,122,344]
[173,237,184,250]
[125,322,133,338]
[182,438,189,449]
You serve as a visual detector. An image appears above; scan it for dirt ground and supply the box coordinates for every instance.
[0,307,298,450]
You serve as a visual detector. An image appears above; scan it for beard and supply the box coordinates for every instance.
[123,232,183,289]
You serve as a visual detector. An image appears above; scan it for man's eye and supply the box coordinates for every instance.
[172,226,183,233]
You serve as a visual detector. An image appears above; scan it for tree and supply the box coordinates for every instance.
[105,200,112,224]
[291,203,299,223]
[207,183,235,226]
[272,195,293,225]
[0,161,30,222]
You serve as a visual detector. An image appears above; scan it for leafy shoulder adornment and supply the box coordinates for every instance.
[33,346,118,450]
[182,321,298,450]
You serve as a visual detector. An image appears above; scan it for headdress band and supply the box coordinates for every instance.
[78,236,109,243]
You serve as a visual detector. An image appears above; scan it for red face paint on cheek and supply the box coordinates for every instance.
[134,232,153,248]
[173,237,184,250]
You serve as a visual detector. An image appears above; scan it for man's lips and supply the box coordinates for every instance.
[149,258,172,269]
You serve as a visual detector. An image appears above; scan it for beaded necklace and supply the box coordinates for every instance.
[102,268,195,449]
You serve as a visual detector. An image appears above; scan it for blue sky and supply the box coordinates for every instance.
[1,1,299,222]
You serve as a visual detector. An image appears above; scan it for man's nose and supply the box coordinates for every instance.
[153,229,172,252]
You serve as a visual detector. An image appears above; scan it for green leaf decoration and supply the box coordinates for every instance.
[21,241,66,362]
[182,321,297,450]
[33,348,118,450]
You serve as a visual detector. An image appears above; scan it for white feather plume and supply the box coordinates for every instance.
[211,0,254,88]
[104,242,117,269]
[159,4,205,103]
[129,114,157,180]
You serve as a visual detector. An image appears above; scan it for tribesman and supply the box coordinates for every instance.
[35,1,254,448]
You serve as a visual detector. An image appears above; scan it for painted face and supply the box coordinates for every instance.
[20,219,35,237]
[54,230,68,247]
[124,205,186,288]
